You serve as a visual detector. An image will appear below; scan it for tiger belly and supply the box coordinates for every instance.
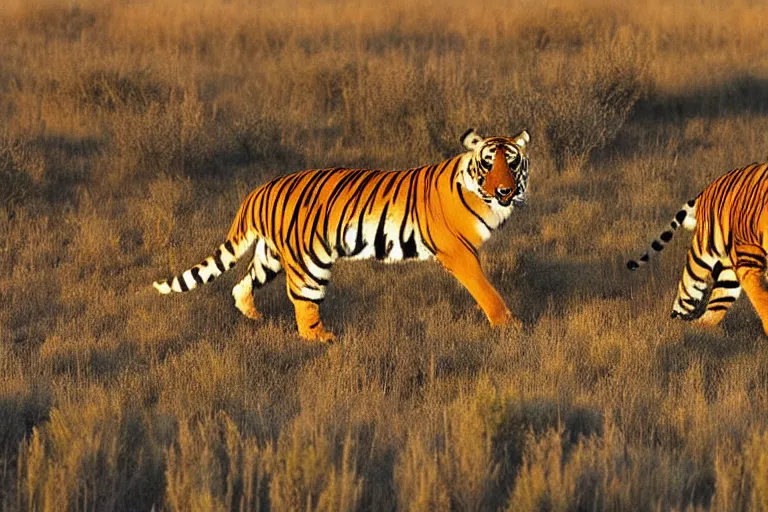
[338,218,433,263]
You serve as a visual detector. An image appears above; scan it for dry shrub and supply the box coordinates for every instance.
[165,411,270,511]
[534,29,648,168]
[394,378,577,511]
[713,429,768,511]
[395,378,500,511]
[507,425,713,511]
[506,429,574,512]
[0,352,51,508]
[17,389,162,511]
[269,417,363,512]
[395,435,450,512]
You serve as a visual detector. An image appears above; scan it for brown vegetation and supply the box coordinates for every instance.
[3,0,768,509]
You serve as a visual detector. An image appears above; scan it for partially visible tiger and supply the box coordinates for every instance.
[627,162,768,334]
[153,129,531,342]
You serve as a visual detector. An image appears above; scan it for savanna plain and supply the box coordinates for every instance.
[3,0,768,510]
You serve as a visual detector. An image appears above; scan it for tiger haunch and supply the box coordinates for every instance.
[153,128,531,342]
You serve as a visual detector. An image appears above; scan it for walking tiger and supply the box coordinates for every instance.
[153,129,530,341]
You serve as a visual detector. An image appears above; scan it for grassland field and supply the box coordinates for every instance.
[3,0,768,510]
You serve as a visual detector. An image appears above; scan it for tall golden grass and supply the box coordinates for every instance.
[3,0,768,509]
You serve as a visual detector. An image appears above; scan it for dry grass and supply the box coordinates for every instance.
[3,0,768,509]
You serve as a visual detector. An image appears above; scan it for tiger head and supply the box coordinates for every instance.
[460,128,530,208]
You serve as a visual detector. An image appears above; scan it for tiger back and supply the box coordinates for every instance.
[153,129,531,342]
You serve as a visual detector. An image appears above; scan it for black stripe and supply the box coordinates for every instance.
[381,172,399,197]
[736,261,764,269]
[660,231,673,242]
[448,158,462,192]
[711,261,724,280]
[224,240,236,256]
[402,231,418,259]
[177,276,189,292]
[709,296,736,305]
[306,209,333,269]
[685,260,707,282]
[708,306,730,312]
[191,267,204,284]
[285,243,326,287]
[735,251,764,263]
[682,298,699,309]
[713,280,740,290]
[458,233,479,259]
[456,183,491,232]
[675,210,687,223]
[651,240,664,251]
[374,203,390,260]
[213,250,226,273]
[690,252,712,271]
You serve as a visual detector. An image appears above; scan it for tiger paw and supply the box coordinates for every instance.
[299,324,336,343]
[233,284,261,320]
[490,308,523,330]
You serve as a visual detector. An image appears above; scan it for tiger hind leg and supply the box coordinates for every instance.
[693,265,742,328]
[232,238,282,320]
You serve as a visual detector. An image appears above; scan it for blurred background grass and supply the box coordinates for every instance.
[3,0,768,509]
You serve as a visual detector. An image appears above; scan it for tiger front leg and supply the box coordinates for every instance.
[285,272,335,343]
[437,247,522,329]
[290,298,336,343]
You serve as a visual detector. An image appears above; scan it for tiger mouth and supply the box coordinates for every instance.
[498,196,527,208]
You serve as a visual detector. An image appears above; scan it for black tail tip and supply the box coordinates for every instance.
[627,260,640,271]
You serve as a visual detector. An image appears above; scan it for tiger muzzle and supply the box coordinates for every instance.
[495,187,516,206]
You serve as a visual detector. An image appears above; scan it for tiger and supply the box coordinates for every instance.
[153,128,531,342]
[627,162,768,334]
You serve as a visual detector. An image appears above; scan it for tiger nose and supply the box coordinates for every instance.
[496,186,514,199]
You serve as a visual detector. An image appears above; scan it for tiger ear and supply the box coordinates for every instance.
[460,128,483,151]
[512,130,530,148]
